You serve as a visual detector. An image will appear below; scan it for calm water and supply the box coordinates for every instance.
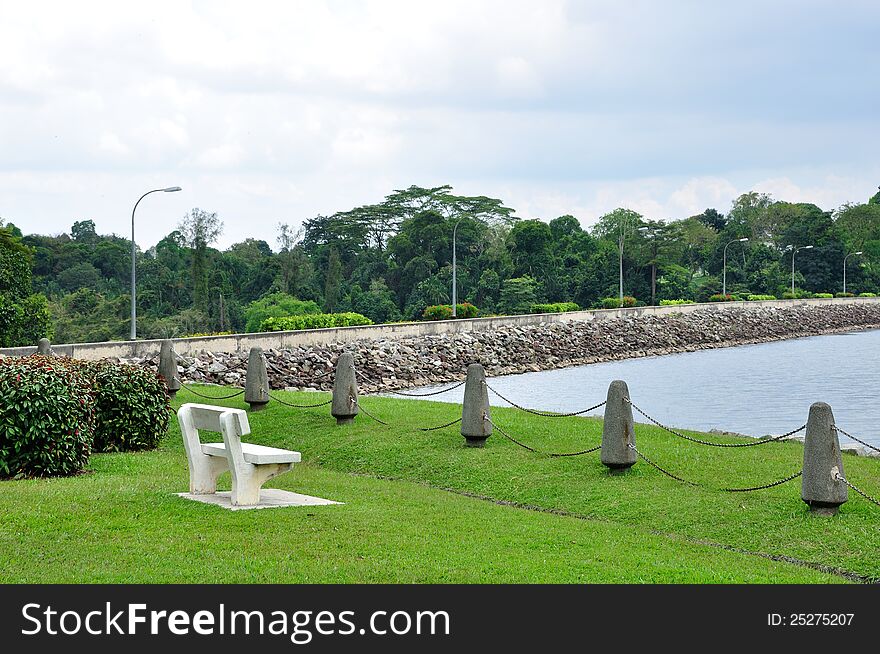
[408,329,880,449]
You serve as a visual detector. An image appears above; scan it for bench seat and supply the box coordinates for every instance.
[201,442,301,465]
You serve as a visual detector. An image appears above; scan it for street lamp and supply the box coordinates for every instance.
[451,217,466,317]
[843,251,863,295]
[131,186,182,339]
[789,245,814,296]
[722,237,749,296]
[618,224,647,305]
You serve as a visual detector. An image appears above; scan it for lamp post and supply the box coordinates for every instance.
[722,237,749,296]
[451,217,466,317]
[790,245,814,296]
[843,251,863,295]
[130,186,181,339]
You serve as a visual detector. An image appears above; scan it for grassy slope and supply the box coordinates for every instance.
[2,385,877,583]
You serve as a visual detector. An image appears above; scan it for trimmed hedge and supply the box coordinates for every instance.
[659,299,694,306]
[422,303,479,320]
[814,293,834,299]
[0,356,94,478]
[708,294,739,302]
[599,296,637,309]
[859,292,877,297]
[260,312,373,332]
[529,302,580,313]
[747,294,777,301]
[88,362,170,453]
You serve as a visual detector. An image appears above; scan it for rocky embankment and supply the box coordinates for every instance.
[130,303,880,394]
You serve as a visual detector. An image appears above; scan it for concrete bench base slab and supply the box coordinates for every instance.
[176,489,343,511]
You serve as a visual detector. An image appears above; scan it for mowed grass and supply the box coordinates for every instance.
[1,384,877,583]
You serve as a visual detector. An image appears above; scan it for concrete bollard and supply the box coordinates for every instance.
[331,352,359,425]
[460,363,492,447]
[158,340,181,399]
[601,380,637,472]
[36,338,53,356]
[244,347,270,411]
[802,402,848,516]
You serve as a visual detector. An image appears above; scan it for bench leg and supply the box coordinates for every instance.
[230,463,293,506]
[190,456,230,495]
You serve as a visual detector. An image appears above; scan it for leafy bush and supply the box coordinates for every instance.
[245,293,321,333]
[0,356,94,478]
[659,299,694,306]
[422,303,479,320]
[87,362,171,453]
[835,292,855,298]
[814,293,834,299]
[747,294,777,301]
[599,296,637,309]
[423,304,453,321]
[184,331,234,338]
[260,312,373,332]
[529,302,580,313]
[708,294,739,302]
[859,292,877,297]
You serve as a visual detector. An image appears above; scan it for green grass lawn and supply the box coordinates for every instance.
[2,385,878,583]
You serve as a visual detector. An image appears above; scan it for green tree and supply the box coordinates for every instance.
[178,208,223,314]
[498,276,539,314]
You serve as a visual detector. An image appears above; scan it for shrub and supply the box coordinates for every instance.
[814,293,834,299]
[184,331,234,338]
[245,293,321,333]
[529,302,580,313]
[659,299,694,306]
[423,304,453,321]
[708,294,738,302]
[598,296,637,309]
[422,303,479,320]
[859,292,877,297]
[87,362,170,453]
[0,356,94,478]
[747,294,777,301]
[835,292,855,298]
[260,312,373,332]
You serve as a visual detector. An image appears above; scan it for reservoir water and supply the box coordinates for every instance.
[408,329,880,449]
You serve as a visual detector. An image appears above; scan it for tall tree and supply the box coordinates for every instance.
[178,208,223,313]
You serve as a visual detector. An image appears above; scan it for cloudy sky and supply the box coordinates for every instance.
[1,0,878,249]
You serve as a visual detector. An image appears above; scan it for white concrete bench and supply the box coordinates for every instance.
[177,403,301,506]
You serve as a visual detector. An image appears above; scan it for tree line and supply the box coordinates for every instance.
[2,184,880,345]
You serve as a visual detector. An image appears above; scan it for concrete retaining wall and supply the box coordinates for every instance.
[4,296,879,361]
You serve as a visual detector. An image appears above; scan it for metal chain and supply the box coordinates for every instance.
[627,399,806,447]
[420,417,462,432]
[721,470,803,493]
[484,381,607,418]
[353,398,388,425]
[835,472,880,508]
[484,415,601,457]
[179,382,245,400]
[267,392,332,408]
[628,443,803,492]
[627,443,696,485]
[387,380,467,397]
[832,425,880,454]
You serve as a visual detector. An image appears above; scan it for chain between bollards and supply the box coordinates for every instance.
[832,425,880,454]
[484,381,607,418]
[267,392,332,408]
[627,398,806,448]
[352,397,388,425]
[179,382,246,400]
[420,417,462,432]
[835,472,880,508]
[627,443,804,492]
[484,415,601,457]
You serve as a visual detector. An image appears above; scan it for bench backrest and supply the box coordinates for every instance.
[183,403,250,436]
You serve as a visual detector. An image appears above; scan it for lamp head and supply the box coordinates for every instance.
[163,186,182,192]
[739,237,749,242]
